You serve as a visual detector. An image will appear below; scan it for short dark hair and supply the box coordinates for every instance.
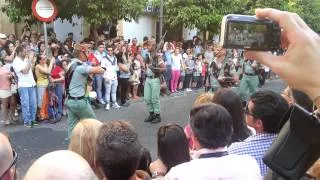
[250,90,289,133]
[292,89,313,112]
[190,103,233,149]
[15,45,25,55]
[97,41,104,47]
[96,121,142,180]
[157,124,190,171]
[212,88,251,143]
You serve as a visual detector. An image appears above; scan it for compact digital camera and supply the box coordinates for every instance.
[220,14,281,51]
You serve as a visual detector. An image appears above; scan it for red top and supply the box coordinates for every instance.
[51,66,64,82]
[202,64,207,77]
[88,53,99,66]
[131,45,137,55]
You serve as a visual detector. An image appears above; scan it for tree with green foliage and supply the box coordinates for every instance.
[2,0,148,39]
[288,0,320,32]
[162,0,320,35]
[162,0,234,34]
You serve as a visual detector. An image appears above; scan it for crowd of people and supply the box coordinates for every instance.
[0,24,270,128]
[0,8,320,180]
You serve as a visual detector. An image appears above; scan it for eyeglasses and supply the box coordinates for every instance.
[244,105,255,117]
[0,150,18,179]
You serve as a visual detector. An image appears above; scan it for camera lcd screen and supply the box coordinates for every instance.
[227,22,267,49]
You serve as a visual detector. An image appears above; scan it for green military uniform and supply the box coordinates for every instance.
[144,57,165,124]
[66,59,96,137]
[238,60,259,103]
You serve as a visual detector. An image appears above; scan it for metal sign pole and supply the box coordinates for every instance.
[43,22,49,57]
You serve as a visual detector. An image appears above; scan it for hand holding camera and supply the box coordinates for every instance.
[243,8,320,103]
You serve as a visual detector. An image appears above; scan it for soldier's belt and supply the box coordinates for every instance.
[244,73,257,76]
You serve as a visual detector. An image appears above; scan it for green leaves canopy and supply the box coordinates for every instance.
[2,0,148,26]
[162,0,320,33]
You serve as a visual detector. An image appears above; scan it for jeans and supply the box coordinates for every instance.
[37,86,46,108]
[18,86,37,124]
[105,79,118,104]
[94,74,104,101]
[170,70,181,92]
[183,74,193,89]
[54,83,64,116]
[118,78,130,104]
[164,65,172,91]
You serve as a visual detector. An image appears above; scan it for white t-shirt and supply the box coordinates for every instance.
[12,56,36,88]
[171,54,183,71]
[101,55,118,80]
[165,154,262,180]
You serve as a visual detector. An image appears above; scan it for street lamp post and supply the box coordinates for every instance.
[159,0,164,43]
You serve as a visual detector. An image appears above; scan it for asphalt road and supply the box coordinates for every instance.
[0,79,286,178]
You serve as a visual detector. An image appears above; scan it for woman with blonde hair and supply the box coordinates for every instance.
[68,119,104,179]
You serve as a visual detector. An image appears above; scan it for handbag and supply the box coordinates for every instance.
[159,74,167,90]
[263,103,320,180]
[129,71,139,84]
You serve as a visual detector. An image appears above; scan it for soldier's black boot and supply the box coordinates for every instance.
[144,112,155,122]
[151,113,161,124]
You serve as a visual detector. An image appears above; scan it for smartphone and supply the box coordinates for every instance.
[220,14,281,51]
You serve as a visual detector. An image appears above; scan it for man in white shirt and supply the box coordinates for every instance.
[93,41,107,104]
[101,46,120,110]
[165,103,262,180]
[12,45,37,128]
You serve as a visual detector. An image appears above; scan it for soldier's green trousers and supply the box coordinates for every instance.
[238,75,259,103]
[66,98,96,138]
[144,77,161,113]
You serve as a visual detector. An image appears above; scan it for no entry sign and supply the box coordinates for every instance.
[32,0,58,22]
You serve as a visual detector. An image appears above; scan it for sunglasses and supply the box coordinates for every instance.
[0,150,18,179]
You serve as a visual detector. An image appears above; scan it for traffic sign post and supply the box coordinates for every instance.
[32,0,58,57]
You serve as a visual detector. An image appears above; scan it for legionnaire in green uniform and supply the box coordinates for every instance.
[65,43,105,138]
[144,50,166,124]
[238,59,259,104]
[206,48,237,92]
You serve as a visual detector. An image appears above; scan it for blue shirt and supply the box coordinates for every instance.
[228,133,277,177]
[164,51,173,66]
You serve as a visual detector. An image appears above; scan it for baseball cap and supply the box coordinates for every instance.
[0,34,7,39]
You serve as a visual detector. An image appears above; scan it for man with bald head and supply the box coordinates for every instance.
[24,150,98,180]
[0,133,16,180]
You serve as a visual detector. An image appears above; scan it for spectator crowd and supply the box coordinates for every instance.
[0,8,320,180]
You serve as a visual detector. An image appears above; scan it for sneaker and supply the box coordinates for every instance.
[112,103,121,109]
[32,121,39,126]
[98,99,106,105]
[121,101,130,107]
[24,123,33,128]
[14,109,19,117]
[105,103,110,111]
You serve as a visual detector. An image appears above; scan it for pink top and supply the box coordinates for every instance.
[0,67,11,90]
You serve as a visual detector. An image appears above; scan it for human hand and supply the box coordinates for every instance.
[245,8,320,101]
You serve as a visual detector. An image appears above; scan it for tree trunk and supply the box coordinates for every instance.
[89,24,99,43]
